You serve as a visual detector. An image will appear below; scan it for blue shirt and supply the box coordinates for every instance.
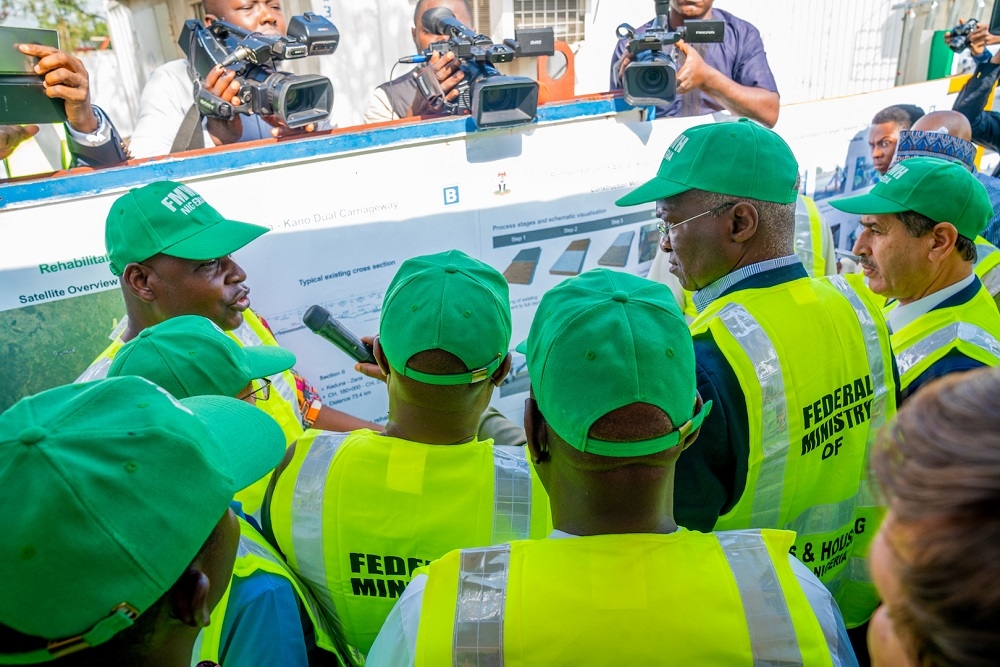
[223,504,310,667]
[609,7,778,119]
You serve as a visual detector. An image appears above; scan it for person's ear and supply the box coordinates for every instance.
[678,393,706,453]
[373,336,390,378]
[170,567,213,629]
[122,263,157,303]
[729,202,759,244]
[203,14,218,27]
[490,354,512,387]
[928,222,960,263]
[411,25,418,49]
[524,395,550,466]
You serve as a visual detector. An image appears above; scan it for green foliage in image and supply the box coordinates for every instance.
[0,0,109,52]
[1,289,124,412]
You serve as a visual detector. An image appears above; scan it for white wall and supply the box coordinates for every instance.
[306,0,419,127]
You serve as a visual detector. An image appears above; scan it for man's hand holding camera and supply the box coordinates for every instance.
[945,19,1000,62]
[674,41,714,95]
[409,50,465,116]
[202,64,318,146]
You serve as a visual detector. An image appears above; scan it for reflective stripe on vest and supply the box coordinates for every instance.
[452,544,510,665]
[435,531,826,666]
[716,302,790,528]
[697,275,896,628]
[491,445,535,543]
[795,196,827,278]
[289,431,351,615]
[288,437,537,605]
[897,321,1000,378]
[277,429,547,655]
[196,517,353,666]
[975,237,1000,298]
[716,531,803,665]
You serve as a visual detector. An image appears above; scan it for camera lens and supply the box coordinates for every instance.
[482,86,517,111]
[637,66,671,96]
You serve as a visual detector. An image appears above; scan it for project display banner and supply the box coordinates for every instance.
[0,78,961,415]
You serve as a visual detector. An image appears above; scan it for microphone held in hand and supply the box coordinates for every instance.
[303,305,377,365]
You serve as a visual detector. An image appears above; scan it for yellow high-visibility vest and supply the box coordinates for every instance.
[269,428,551,655]
[796,195,829,278]
[690,274,896,628]
[192,517,359,665]
[78,309,304,515]
[887,280,1000,394]
[414,530,833,666]
[974,236,1000,301]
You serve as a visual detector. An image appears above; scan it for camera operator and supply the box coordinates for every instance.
[609,0,779,127]
[951,20,1000,163]
[129,0,327,159]
[1,43,128,175]
[363,0,472,123]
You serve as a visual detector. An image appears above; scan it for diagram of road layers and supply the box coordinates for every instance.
[486,200,658,405]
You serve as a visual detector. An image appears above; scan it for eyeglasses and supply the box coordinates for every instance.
[239,377,272,402]
[656,202,735,236]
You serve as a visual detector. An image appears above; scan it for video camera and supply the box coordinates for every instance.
[410,7,538,128]
[947,18,979,53]
[179,13,339,129]
[617,0,724,107]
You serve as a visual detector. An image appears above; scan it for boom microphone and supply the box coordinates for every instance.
[302,305,377,365]
[422,7,477,40]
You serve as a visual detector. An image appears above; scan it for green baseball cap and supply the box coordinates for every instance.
[616,118,800,207]
[380,250,512,386]
[517,269,711,457]
[105,181,269,276]
[0,377,285,663]
[107,315,296,399]
[829,156,991,241]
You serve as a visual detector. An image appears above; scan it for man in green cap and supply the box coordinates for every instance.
[615,118,898,636]
[264,249,550,657]
[106,315,360,667]
[0,376,285,665]
[830,156,1000,401]
[366,268,854,666]
[77,180,376,448]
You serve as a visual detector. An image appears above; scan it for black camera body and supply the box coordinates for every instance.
[947,18,978,53]
[617,1,724,107]
[415,7,538,128]
[179,13,339,129]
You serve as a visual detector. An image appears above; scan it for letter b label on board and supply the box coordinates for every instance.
[443,186,459,205]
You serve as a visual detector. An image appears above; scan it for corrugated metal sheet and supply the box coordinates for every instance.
[718,0,907,103]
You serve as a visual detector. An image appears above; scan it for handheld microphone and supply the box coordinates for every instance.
[303,305,377,365]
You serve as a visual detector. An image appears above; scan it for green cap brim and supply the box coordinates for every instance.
[514,339,527,355]
[828,191,910,216]
[244,346,297,383]
[580,400,712,457]
[161,219,269,262]
[615,175,691,207]
[179,395,285,490]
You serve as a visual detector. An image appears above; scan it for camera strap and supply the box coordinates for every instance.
[415,64,448,111]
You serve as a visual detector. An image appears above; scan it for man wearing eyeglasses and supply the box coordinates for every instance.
[616,119,898,637]
[104,314,360,667]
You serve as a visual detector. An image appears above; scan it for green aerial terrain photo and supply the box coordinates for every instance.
[2,290,125,411]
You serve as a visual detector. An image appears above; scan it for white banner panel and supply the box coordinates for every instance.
[0,78,961,414]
